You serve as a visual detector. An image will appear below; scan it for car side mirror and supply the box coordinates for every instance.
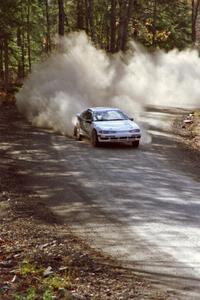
[129,117,134,121]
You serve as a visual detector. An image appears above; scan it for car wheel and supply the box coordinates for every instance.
[91,130,99,147]
[74,126,82,141]
[132,140,139,148]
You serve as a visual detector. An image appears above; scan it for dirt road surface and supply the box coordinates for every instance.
[1,104,200,299]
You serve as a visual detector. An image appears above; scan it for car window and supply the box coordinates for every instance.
[93,110,128,121]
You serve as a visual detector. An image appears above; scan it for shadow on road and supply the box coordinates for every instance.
[1,104,200,298]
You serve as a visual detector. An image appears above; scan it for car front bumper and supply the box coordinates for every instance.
[98,134,141,143]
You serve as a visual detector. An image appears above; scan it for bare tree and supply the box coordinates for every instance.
[77,0,85,30]
[4,36,9,90]
[110,0,117,52]
[17,10,26,80]
[0,38,4,82]
[45,0,51,52]
[152,0,157,46]
[27,0,31,71]
[192,0,200,46]
[85,0,95,40]
[58,0,65,36]
[117,0,135,51]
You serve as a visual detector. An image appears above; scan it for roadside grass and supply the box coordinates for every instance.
[19,260,42,277]
[15,288,54,300]
[43,274,71,290]
[14,259,72,300]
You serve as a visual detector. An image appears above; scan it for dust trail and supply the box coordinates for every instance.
[16,32,200,139]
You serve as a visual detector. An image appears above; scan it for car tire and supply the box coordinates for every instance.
[74,126,82,141]
[132,140,139,148]
[91,130,99,147]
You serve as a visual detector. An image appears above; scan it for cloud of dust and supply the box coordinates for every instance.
[16,31,200,139]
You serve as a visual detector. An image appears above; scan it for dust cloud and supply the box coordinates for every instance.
[16,31,200,138]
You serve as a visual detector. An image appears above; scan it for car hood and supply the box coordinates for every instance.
[94,119,140,131]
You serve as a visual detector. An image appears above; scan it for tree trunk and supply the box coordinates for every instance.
[4,37,9,90]
[58,0,65,36]
[117,0,134,51]
[152,0,157,47]
[45,0,51,52]
[0,40,3,82]
[192,0,200,46]
[87,0,94,40]
[121,0,134,50]
[17,27,22,79]
[110,0,116,52]
[17,26,25,80]
[84,0,89,33]
[117,0,126,51]
[18,10,25,79]
[21,30,25,78]
[27,0,32,71]
[77,0,85,30]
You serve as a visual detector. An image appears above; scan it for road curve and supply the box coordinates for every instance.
[4,106,200,299]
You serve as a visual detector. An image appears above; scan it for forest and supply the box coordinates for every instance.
[0,0,200,90]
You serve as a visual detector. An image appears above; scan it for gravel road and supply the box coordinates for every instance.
[2,104,200,299]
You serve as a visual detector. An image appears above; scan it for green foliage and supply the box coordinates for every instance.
[15,288,36,300]
[43,274,71,290]
[15,259,71,300]
[19,260,41,276]
[15,288,54,300]
[0,0,19,35]
[0,0,194,86]
[42,289,54,300]
[133,0,192,50]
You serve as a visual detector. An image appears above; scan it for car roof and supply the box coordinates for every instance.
[89,107,119,112]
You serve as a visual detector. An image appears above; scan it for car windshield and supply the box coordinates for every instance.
[93,110,128,121]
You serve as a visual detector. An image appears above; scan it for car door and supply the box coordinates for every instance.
[79,110,92,135]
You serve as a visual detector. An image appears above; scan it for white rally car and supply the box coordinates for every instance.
[74,107,141,147]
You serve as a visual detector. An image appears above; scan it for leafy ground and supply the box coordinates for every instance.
[1,95,199,300]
